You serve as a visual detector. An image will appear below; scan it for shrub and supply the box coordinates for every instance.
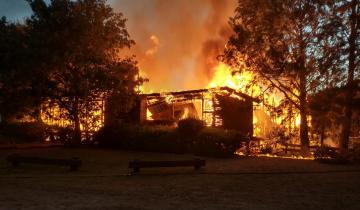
[314,147,353,164]
[353,144,360,163]
[0,122,48,143]
[94,123,248,158]
[260,145,273,154]
[139,126,185,153]
[93,123,133,148]
[46,126,77,144]
[177,118,204,137]
[94,124,187,153]
[192,128,247,158]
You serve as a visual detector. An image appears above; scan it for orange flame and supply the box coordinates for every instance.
[207,62,301,138]
[207,62,261,97]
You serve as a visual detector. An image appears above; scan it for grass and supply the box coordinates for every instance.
[1,148,360,209]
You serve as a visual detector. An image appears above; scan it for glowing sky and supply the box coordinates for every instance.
[1,0,237,92]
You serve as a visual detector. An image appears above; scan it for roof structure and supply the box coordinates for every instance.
[141,86,260,103]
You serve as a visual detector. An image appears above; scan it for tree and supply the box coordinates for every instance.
[26,0,143,144]
[104,58,146,126]
[334,0,359,149]
[223,0,341,149]
[0,17,38,124]
[309,85,360,147]
[309,88,341,147]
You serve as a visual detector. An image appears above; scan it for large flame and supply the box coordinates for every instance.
[207,62,261,97]
[207,62,302,139]
[141,59,302,141]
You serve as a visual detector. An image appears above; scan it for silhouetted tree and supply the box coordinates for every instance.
[26,0,143,144]
[309,88,340,146]
[333,0,359,149]
[309,84,360,147]
[0,17,37,124]
[223,0,342,149]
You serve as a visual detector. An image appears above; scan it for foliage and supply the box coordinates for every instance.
[94,124,247,158]
[314,146,360,164]
[353,144,360,162]
[177,118,204,137]
[309,85,360,146]
[333,0,360,149]
[223,0,344,148]
[0,17,40,123]
[45,126,74,143]
[23,0,144,144]
[0,122,48,143]
[260,146,273,155]
[309,88,340,146]
[94,124,185,153]
[0,1,146,144]
[192,128,247,158]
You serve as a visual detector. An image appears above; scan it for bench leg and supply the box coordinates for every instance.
[11,160,20,167]
[194,164,201,170]
[133,167,140,174]
[70,165,78,171]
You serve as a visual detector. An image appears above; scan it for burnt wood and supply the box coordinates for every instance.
[128,159,205,174]
[7,154,81,171]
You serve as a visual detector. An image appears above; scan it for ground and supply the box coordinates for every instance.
[1,148,360,210]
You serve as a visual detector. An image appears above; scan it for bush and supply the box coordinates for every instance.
[94,123,247,158]
[139,126,186,153]
[45,126,74,144]
[192,128,247,158]
[0,122,48,143]
[94,123,135,148]
[94,124,187,153]
[260,145,273,154]
[177,118,204,137]
[313,147,360,164]
[353,144,360,163]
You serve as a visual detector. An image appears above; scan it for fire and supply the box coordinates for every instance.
[146,109,154,121]
[180,107,190,120]
[142,59,304,147]
[295,115,301,127]
[207,62,261,97]
[41,100,105,140]
[207,62,302,139]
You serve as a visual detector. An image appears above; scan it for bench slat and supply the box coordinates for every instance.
[7,154,81,171]
[129,160,205,168]
[128,159,205,174]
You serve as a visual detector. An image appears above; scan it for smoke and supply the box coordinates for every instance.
[111,0,237,92]
[145,35,160,56]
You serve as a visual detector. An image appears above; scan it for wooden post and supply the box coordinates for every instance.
[201,92,204,125]
[140,97,147,123]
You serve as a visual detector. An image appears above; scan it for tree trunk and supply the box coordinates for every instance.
[320,124,325,147]
[299,99,310,149]
[299,71,310,149]
[0,113,9,126]
[297,22,310,150]
[34,103,43,123]
[340,0,357,149]
[72,97,82,146]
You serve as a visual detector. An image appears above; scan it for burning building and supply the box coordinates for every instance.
[140,87,259,136]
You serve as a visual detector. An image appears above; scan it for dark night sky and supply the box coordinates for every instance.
[0,0,237,92]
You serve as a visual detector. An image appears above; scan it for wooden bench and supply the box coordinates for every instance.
[128,159,206,174]
[7,154,82,171]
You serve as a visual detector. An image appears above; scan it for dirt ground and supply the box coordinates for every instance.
[1,148,360,210]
